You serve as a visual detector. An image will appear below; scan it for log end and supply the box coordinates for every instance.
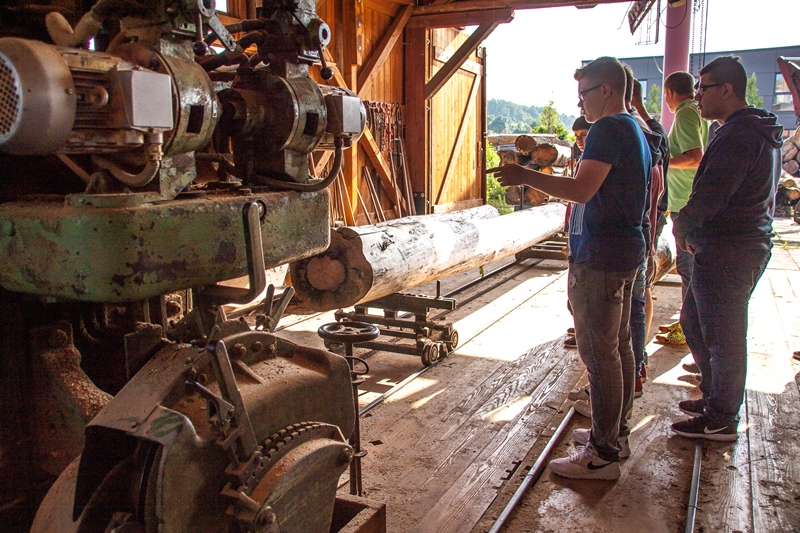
[305,255,346,292]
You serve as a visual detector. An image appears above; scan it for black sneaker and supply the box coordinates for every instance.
[564,336,577,349]
[671,415,738,441]
[679,398,706,417]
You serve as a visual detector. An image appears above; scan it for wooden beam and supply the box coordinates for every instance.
[404,27,430,211]
[413,0,627,16]
[357,5,412,97]
[424,22,497,100]
[362,128,401,207]
[342,0,365,68]
[407,8,514,29]
[434,74,481,205]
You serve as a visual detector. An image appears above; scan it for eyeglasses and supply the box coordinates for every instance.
[694,82,724,95]
[578,84,603,101]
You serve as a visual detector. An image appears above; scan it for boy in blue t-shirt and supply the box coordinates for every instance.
[487,56,650,480]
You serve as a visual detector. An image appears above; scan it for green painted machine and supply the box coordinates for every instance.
[0,1,370,530]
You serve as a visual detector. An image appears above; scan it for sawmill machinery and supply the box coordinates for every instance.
[0,0,370,531]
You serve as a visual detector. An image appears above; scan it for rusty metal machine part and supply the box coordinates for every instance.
[32,328,355,532]
[0,0,377,531]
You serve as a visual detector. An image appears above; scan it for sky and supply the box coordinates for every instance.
[480,0,800,117]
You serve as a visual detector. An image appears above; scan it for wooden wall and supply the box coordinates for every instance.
[218,0,488,224]
[430,29,486,213]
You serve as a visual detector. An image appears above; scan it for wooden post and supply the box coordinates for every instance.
[405,26,430,213]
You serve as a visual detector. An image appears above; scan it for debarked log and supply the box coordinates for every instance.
[290,203,566,311]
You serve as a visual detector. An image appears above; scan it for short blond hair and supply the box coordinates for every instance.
[575,57,626,96]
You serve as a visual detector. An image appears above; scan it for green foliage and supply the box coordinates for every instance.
[509,122,531,134]
[646,83,661,114]
[538,101,560,131]
[486,141,500,169]
[533,122,573,141]
[487,99,576,135]
[485,144,512,214]
[746,73,763,107]
[489,115,508,133]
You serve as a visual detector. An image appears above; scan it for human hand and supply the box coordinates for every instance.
[486,164,530,188]
[632,80,645,110]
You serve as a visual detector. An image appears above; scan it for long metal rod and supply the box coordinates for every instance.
[488,407,576,533]
[360,364,435,416]
[685,440,704,533]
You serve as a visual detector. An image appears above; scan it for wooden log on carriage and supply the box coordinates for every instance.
[289,203,566,311]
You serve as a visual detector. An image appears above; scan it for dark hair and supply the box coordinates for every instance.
[664,71,695,97]
[699,55,747,99]
[623,64,635,105]
[572,116,590,131]
[574,56,626,96]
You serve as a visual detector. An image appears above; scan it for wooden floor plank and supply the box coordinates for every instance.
[412,340,582,533]
[746,268,800,531]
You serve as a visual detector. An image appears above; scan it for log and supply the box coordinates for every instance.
[514,134,572,155]
[290,203,566,311]
[653,216,677,283]
[531,143,571,167]
[784,159,800,175]
[504,185,523,205]
[784,187,800,201]
[782,142,798,162]
[781,176,797,189]
[524,187,549,206]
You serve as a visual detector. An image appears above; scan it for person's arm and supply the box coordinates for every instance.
[487,159,611,204]
[631,79,653,122]
[670,105,705,169]
[673,126,755,247]
[670,147,703,169]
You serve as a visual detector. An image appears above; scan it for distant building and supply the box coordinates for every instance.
[619,45,800,136]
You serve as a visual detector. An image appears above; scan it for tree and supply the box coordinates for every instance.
[746,73,763,107]
[537,100,560,133]
[646,83,661,114]
[488,115,507,134]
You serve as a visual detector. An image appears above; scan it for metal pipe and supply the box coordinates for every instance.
[256,138,344,192]
[685,440,704,533]
[488,407,576,533]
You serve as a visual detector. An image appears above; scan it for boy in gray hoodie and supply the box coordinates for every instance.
[671,55,783,441]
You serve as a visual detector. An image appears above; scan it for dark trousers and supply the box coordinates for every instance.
[680,247,770,424]
[671,212,694,301]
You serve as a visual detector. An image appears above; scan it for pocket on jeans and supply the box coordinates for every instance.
[605,274,625,304]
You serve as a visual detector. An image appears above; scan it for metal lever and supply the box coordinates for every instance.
[207,340,260,465]
[199,201,267,305]
[256,285,296,332]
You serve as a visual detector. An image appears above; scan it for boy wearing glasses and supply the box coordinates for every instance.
[487,57,650,479]
[671,56,782,440]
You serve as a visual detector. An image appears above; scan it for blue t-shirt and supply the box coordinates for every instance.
[568,113,650,271]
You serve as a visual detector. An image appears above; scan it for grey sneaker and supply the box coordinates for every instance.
[568,383,590,402]
[572,428,630,459]
[573,399,591,417]
[549,445,620,480]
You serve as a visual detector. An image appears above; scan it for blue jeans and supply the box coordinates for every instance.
[680,246,770,424]
[671,212,694,301]
[568,262,637,462]
[630,259,647,377]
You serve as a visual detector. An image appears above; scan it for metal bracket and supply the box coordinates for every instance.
[199,201,267,305]
[255,285,295,333]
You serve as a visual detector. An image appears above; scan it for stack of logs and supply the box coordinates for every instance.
[489,134,573,207]
[782,127,800,177]
[778,127,800,218]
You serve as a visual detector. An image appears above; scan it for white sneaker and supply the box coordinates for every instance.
[549,446,621,480]
[568,383,590,402]
[573,399,591,417]
[572,428,630,459]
